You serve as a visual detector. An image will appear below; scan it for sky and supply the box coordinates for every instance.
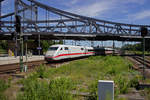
[1,0,148,47]
[29,0,150,25]
[2,0,150,25]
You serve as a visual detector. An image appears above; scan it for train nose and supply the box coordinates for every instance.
[45,51,55,56]
[45,51,55,59]
[45,54,54,61]
[45,56,53,61]
[45,54,53,58]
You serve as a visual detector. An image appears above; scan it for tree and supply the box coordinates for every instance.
[41,40,63,52]
[0,40,8,50]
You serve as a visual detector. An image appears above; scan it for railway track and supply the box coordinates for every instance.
[0,60,46,74]
[0,57,86,75]
[132,56,150,68]
[127,56,150,78]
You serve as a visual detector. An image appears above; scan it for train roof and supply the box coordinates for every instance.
[94,47,114,50]
[50,44,93,48]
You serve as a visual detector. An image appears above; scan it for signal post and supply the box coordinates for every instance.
[140,27,148,80]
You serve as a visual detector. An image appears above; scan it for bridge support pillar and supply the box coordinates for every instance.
[38,34,41,55]
[112,40,115,55]
[145,39,150,51]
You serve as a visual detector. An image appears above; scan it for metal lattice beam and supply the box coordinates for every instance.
[0,0,150,41]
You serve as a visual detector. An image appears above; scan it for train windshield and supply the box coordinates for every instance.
[48,47,58,51]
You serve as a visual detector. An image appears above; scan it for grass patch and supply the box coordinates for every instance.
[46,56,140,99]
[17,56,140,100]
[0,79,10,100]
[126,50,150,55]
[17,77,74,100]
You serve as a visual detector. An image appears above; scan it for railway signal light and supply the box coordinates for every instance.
[141,27,148,37]
[15,15,21,33]
[11,32,15,40]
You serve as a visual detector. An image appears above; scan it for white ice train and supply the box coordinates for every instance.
[45,44,95,61]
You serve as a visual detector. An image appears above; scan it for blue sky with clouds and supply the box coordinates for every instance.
[2,0,150,25]
[1,0,148,47]
[35,0,150,25]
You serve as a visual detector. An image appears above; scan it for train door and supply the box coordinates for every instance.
[63,47,69,59]
[57,47,69,59]
[84,47,86,56]
[56,47,63,60]
[80,47,85,56]
[84,47,88,56]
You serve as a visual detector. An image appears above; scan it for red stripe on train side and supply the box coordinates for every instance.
[53,52,95,58]
[46,52,95,59]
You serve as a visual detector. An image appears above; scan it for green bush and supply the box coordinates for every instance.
[36,65,47,78]
[128,63,133,70]
[0,79,10,100]
[41,40,63,52]
[128,76,139,88]
[17,56,140,100]
[0,40,8,50]
[106,67,116,75]
[49,77,74,100]
[114,75,129,94]
[17,79,49,100]
[0,79,10,92]
[86,81,98,100]
[17,77,74,100]
[144,88,150,99]
[0,93,7,100]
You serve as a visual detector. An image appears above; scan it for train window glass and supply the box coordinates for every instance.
[65,47,68,50]
[60,48,63,50]
[88,49,93,51]
[48,47,58,51]
[81,48,84,50]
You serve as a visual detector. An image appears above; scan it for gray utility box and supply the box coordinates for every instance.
[98,80,114,100]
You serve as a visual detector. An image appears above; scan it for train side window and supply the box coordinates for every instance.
[88,49,93,51]
[48,47,58,51]
[65,47,68,50]
[60,48,63,50]
[81,48,84,50]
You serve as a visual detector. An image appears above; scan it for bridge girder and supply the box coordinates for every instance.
[0,32,149,42]
[0,0,150,41]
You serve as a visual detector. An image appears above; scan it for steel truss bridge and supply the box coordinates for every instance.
[0,0,150,42]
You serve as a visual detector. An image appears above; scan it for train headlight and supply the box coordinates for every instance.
[46,55,52,57]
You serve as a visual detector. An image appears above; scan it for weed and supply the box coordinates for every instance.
[17,77,74,100]
[0,93,7,100]
[106,67,116,75]
[49,77,74,100]
[114,75,129,94]
[86,80,98,100]
[116,97,127,100]
[36,65,47,78]
[17,56,139,100]
[128,76,139,88]
[0,79,10,92]
[0,79,9,100]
